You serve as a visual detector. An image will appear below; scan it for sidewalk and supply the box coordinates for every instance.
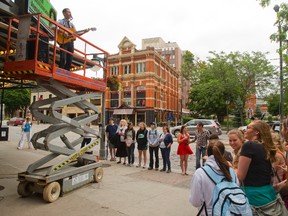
[0,124,199,216]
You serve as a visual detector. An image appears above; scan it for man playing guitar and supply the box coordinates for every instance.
[57,8,89,70]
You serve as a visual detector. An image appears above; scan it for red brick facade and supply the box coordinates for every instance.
[105,37,179,125]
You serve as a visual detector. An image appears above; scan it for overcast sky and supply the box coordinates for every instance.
[50,0,285,62]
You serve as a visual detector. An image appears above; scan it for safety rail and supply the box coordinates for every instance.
[2,13,108,92]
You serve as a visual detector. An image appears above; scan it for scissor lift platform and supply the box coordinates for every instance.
[4,59,106,91]
[17,161,103,203]
[1,14,109,202]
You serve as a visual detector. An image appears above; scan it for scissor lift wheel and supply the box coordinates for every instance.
[94,167,103,183]
[43,182,61,203]
[17,181,33,197]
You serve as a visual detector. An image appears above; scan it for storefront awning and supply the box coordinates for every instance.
[113,109,134,115]
[182,108,191,114]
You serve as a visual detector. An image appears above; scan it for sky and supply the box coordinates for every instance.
[50,0,286,62]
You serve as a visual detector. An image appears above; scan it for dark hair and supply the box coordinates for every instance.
[62,8,70,14]
[180,125,186,134]
[207,141,232,181]
[163,125,170,133]
[209,134,219,140]
[197,122,203,127]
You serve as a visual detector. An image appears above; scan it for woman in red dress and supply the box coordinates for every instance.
[177,125,193,175]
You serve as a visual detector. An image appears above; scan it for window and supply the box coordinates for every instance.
[49,94,52,98]
[123,87,131,106]
[123,65,131,74]
[136,86,146,107]
[136,62,146,73]
[91,98,101,106]
[33,95,36,102]
[110,66,118,75]
[110,93,119,108]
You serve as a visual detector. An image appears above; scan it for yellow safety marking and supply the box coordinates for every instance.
[37,64,51,71]
[53,139,100,172]
[5,70,34,75]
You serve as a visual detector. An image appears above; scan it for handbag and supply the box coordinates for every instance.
[126,139,133,147]
[251,193,288,216]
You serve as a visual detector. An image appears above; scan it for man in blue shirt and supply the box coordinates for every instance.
[105,118,118,161]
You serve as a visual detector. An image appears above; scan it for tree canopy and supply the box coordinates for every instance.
[184,51,275,124]
[3,89,30,117]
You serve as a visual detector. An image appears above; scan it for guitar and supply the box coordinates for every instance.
[57,27,96,45]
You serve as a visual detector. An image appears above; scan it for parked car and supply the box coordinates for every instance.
[7,117,24,126]
[238,125,247,133]
[171,119,222,137]
[271,121,280,133]
[238,121,280,133]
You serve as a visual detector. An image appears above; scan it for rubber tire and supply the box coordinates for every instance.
[94,167,104,183]
[17,181,33,197]
[43,182,61,203]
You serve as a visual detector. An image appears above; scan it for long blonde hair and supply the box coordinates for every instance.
[119,119,127,127]
[251,120,277,162]
[271,132,285,152]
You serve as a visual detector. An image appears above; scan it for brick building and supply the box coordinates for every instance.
[106,37,179,125]
[142,38,191,117]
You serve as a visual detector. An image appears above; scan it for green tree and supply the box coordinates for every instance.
[3,89,30,117]
[187,51,275,125]
[181,51,195,80]
[255,105,262,119]
[266,93,280,116]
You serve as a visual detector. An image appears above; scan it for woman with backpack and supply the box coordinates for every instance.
[189,141,250,215]
[237,120,288,215]
[159,125,173,173]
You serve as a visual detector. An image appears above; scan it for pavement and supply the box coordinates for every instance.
[0,123,230,216]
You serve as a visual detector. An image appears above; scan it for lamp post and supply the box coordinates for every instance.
[226,100,230,133]
[91,54,107,160]
[274,4,284,132]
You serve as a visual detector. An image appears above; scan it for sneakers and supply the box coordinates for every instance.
[155,168,159,171]
[148,167,153,170]
[17,147,22,150]
[166,169,171,173]
[160,169,166,172]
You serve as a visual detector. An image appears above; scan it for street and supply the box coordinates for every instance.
[0,123,231,216]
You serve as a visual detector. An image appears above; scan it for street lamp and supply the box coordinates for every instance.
[226,100,230,133]
[273,4,284,132]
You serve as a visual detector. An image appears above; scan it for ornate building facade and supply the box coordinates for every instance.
[106,37,179,125]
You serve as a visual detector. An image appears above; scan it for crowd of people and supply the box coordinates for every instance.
[106,118,288,215]
[105,118,174,173]
[16,115,288,214]
[189,120,288,215]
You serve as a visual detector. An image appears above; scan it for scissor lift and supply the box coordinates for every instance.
[2,14,108,202]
